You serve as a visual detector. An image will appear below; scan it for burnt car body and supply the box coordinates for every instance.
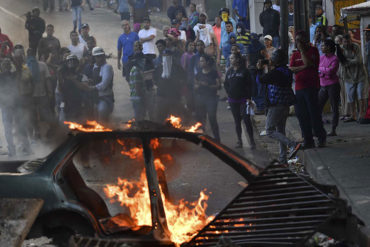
[0,124,364,247]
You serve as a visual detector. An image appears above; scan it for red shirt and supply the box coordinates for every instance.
[0,33,13,56]
[213,25,221,47]
[290,46,320,91]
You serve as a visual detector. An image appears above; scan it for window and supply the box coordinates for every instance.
[72,137,152,230]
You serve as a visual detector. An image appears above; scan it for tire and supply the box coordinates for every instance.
[27,211,95,247]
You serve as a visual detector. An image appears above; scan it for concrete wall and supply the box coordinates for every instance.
[249,0,264,34]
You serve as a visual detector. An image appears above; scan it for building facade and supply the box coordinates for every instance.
[163,0,367,33]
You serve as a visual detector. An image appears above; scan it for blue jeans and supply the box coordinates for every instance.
[72,6,82,31]
[131,98,145,121]
[273,35,280,48]
[266,105,295,162]
[250,68,266,111]
[97,95,114,123]
[295,88,326,144]
[120,11,130,21]
[318,83,340,130]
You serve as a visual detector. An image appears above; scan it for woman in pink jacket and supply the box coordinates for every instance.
[318,39,346,136]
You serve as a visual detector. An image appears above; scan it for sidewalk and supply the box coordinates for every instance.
[253,112,370,228]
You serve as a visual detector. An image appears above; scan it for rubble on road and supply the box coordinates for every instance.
[22,237,55,247]
[0,198,43,247]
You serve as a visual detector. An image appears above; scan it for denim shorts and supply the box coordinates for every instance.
[345,81,366,103]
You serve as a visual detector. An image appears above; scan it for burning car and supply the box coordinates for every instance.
[0,120,364,247]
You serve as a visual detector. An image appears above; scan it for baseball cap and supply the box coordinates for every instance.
[66,54,78,61]
[92,47,105,56]
[171,19,179,25]
[14,44,24,50]
[81,23,89,29]
[168,28,180,38]
[200,12,208,18]
[264,35,273,40]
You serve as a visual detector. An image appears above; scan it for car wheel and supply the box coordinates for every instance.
[27,211,95,246]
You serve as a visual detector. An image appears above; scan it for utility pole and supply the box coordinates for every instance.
[280,0,289,63]
[293,0,309,34]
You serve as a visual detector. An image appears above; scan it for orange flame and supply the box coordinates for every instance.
[121,147,143,160]
[154,158,165,171]
[104,172,152,226]
[64,120,112,132]
[125,118,135,129]
[104,138,213,245]
[150,138,160,149]
[167,115,182,129]
[185,122,202,133]
[161,189,213,244]
[166,115,202,133]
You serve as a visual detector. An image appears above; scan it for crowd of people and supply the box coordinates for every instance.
[0,0,369,162]
[0,5,116,156]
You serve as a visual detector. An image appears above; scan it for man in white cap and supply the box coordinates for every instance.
[264,35,276,59]
[83,47,114,123]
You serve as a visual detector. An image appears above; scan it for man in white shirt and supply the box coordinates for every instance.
[138,17,157,59]
[68,30,87,60]
[193,13,215,48]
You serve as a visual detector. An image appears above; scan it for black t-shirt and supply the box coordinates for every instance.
[71,0,82,7]
[224,67,252,99]
[60,70,84,110]
[195,69,219,97]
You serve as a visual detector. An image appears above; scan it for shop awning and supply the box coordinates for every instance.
[341,1,370,16]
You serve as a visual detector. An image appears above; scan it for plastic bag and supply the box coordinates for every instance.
[246,101,256,115]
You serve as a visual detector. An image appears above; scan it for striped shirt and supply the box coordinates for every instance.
[129,66,144,100]
[237,32,251,55]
